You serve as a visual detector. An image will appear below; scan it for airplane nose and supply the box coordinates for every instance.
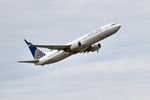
[113,24,121,32]
[117,24,121,29]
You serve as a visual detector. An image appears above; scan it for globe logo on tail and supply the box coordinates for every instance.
[34,49,45,59]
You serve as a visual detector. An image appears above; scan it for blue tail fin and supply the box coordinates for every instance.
[24,39,46,60]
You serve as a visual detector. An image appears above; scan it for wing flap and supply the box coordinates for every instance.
[33,45,71,51]
[18,60,39,64]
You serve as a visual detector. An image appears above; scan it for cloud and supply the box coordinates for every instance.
[0,56,150,100]
[0,0,150,100]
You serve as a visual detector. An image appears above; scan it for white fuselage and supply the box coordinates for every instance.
[36,23,121,65]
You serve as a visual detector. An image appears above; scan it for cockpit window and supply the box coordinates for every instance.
[111,23,116,26]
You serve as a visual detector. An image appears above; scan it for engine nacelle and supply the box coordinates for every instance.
[86,43,101,52]
[70,42,82,50]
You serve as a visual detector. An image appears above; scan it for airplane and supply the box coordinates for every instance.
[18,23,121,66]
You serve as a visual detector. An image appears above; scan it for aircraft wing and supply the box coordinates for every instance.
[33,45,71,51]
[18,60,39,64]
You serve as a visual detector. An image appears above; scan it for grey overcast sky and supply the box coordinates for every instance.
[0,0,150,100]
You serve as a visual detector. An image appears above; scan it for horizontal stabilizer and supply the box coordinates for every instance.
[18,60,39,64]
[33,45,71,51]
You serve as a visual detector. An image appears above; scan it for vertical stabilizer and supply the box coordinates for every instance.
[24,39,46,60]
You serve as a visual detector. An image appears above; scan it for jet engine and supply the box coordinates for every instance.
[70,42,83,50]
[84,43,101,52]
